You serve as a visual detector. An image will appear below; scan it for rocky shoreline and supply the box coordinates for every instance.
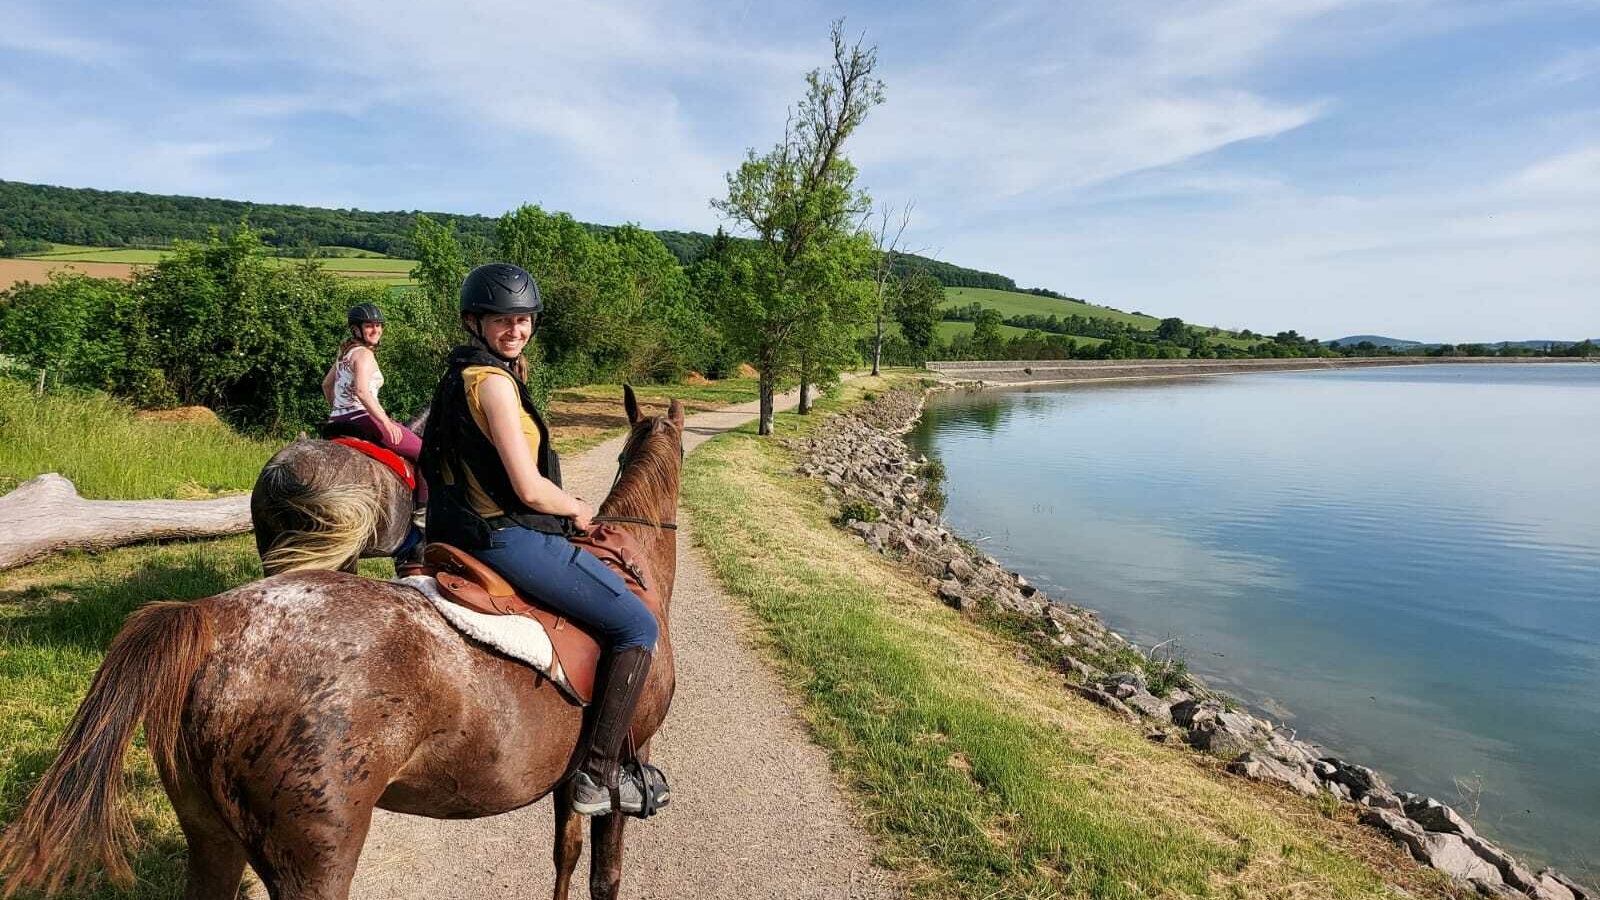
[787,383,1592,900]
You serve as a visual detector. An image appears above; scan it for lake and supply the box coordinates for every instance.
[905,363,1600,875]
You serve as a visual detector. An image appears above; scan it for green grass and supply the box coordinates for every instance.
[680,377,1454,899]
[0,379,278,499]
[933,320,1108,346]
[945,287,1163,329]
[288,256,415,273]
[942,287,1257,349]
[22,246,168,264]
[20,243,417,280]
[0,538,264,898]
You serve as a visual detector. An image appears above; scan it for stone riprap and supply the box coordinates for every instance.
[788,384,1591,900]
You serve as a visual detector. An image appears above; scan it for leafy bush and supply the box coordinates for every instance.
[837,499,880,523]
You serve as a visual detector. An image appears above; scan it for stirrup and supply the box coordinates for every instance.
[622,759,670,819]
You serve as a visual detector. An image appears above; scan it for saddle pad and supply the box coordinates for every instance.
[332,437,416,490]
[396,575,575,697]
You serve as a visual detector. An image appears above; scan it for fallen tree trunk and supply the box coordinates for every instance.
[0,473,252,571]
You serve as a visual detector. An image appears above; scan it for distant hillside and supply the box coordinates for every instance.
[0,179,1015,290]
[1328,335,1424,349]
[1330,335,1592,350]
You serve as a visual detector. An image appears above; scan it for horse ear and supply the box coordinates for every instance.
[668,399,684,428]
[623,384,641,425]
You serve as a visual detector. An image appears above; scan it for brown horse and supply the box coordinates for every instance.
[0,389,683,900]
[250,408,430,575]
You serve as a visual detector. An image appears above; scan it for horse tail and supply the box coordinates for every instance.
[258,461,383,575]
[0,601,215,897]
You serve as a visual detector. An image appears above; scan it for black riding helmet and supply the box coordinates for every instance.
[347,302,385,326]
[459,263,542,363]
[460,263,543,316]
[346,302,385,347]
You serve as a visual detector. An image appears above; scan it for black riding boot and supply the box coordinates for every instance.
[570,645,660,816]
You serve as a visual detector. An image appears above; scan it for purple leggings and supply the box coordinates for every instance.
[329,411,428,504]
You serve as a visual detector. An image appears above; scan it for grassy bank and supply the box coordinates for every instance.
[0,379,279,498]
[681,376,1458,899]
[0,373,768,496]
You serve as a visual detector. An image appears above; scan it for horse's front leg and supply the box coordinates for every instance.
[588,810,627,900]
[552,781,584,900]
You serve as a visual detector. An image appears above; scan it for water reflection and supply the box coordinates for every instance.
[909,364,1600,874]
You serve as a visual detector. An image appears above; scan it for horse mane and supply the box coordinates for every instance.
[598,417,680,524]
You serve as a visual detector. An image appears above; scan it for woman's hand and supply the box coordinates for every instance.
[382,418,405,445]
[570,496,595,533]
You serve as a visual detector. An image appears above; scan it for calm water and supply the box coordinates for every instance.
[906,364,1600,874]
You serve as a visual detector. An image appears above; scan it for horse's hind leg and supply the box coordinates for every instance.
[250,805,373,900]
[169,779,248,900]
[551,782,584,900]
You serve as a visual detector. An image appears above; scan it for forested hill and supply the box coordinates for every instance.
[0,179,1017,290]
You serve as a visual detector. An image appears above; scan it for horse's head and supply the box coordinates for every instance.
[603,385,685,522]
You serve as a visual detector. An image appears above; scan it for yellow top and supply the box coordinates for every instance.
[455,365,541,518]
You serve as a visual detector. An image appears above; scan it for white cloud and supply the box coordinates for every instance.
[1507,144,1600,197]
[1535,45,1600,85]
[2,0,1595,340]
[0,1,129,65]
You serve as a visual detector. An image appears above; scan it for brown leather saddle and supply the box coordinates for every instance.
[415,525,662,705]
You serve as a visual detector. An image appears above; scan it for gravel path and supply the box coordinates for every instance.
[342,385,898,899]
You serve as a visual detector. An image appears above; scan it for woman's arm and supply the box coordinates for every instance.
[322,358,338,408]
[477,373,591,527]
[350,348,402,443]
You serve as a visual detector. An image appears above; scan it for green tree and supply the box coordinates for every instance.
[411,214,469,323]
[971,307,1005,359]
[712,20,885,434]
[893,271,944,363]
[0,273,128,392]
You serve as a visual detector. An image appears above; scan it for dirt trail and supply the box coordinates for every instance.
[343,385,898,899]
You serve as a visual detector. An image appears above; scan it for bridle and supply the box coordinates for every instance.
[593,415,683,531]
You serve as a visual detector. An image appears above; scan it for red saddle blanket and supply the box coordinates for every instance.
[331,437,416,490]
[419,523,665,705]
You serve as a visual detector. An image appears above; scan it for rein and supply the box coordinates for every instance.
[590,515,677,531]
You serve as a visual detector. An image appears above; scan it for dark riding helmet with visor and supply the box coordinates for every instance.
[459,263,542,362]
[346,302,385,346]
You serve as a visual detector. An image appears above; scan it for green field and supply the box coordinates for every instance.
[945,286,1162,328]
[941,286,1257,349]
[24,245,169,264]
[933,320,1107,346]
[21,244,417,279]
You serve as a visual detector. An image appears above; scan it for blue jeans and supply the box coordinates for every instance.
[476,527,659,651]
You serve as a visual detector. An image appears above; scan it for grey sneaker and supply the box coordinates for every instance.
[570,770,645,816]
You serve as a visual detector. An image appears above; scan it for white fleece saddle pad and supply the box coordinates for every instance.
[396,575,574,694]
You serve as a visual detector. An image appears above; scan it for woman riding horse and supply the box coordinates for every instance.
[323,301,427,516]
[421,262,667,817]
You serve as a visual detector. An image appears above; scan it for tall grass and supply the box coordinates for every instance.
[681,377,1455,899]
[0,378,277,499]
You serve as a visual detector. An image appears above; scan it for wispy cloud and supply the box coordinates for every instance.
[0,0,1596,339]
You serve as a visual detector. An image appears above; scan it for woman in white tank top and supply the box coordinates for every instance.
[322,302,427,507]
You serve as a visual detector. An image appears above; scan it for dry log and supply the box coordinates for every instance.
[0,473,251,571]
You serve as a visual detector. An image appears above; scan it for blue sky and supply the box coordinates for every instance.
[2,0,1596,341]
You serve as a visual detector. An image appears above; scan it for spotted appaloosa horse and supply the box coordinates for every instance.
[250,407,431,575]
[0,388,682,900]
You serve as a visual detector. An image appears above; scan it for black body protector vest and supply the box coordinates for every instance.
[420,345,572,549]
